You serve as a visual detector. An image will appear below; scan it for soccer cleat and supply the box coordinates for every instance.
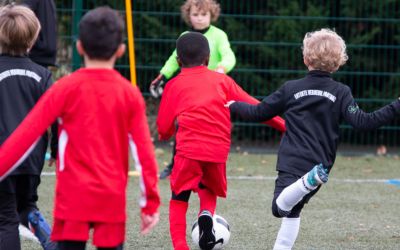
[198,210,216,250]
[159,164,173,180]
[306,163,329,187]
[28,210,57,250]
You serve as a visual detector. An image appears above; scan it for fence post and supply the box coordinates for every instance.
[72,0,83,70]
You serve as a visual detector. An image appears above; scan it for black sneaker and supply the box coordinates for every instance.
[159,164,172,179]
[198,210,216,250]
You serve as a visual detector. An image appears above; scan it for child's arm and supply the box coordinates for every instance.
[341,86,400,130]
[0,85,62,180]
[156,84,177,140]
[227,80,286,132]
[159,49,179,80]
[216,31,236,73]
[128,88,161,226]
[150,49,178,98]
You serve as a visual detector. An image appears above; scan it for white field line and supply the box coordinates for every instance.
[40,172,399,183]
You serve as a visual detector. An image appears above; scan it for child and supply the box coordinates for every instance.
[0,6,160,250]
[150,0,285,179]
[157,32,285,250]
[151,0,238,179]
[22,0,57,68]
[227,28,400,250]
[150,0,235,98]
[0,4,57,250]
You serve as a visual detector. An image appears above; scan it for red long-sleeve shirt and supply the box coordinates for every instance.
[0,68,160,222]
[157,66,285,163]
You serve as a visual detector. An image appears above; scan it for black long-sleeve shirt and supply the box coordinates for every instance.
[23,0,57,67]
[230,70,400,176]
[0,55,56,175]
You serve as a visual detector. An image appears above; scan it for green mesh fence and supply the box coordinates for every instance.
[55,0,400,150]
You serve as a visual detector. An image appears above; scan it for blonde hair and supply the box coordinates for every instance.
[302,28,348,73]
[0,4,41,56]
[181,0,221,25]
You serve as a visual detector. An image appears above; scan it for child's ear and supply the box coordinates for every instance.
[204,55,210,66]
[76,40,85,56]
[177,56,183,67]
[303,57,309,67]
[115,44,126,58]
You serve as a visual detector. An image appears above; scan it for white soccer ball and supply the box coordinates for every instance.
[191,214,230,249]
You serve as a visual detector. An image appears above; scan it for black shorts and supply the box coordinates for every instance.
[272,171,320,218]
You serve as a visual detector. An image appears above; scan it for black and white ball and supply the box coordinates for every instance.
[191,214,230,249]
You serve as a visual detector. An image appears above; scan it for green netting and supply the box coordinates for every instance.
[55,0,400,149]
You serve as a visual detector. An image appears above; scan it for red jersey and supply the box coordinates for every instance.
[157,66,285,163]
[0,68,160,222]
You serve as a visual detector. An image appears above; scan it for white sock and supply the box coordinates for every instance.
[273,217,301,250]
[276,176,315,212]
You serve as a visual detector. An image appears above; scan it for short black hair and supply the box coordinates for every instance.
[176,32,210,66]
[78,6,124,60]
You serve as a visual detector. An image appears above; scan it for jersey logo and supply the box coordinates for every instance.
[347,104,359,114]
[0,69,42,83]
[294,89,336,102]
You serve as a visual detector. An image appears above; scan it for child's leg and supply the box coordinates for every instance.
[16,175,56,250]
[273,217,300,250]
[57,241,86,250]
[97,244,123,250]
[159,141,175,179]
[197,183,217,215]
[0,186,21,250]
[170,190,191,250]
[197,185,217,250]
[276,164,328,215]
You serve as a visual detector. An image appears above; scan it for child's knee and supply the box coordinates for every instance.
[171,190,191,202]
[271,199,283,218]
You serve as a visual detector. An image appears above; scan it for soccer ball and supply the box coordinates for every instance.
[191,214,230,250]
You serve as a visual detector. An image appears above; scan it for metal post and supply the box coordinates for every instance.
[125,0,137,85]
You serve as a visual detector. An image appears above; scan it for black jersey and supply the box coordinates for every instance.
[230,70,400,176]
[0,55,55,175]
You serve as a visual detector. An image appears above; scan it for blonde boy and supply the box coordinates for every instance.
[228,28,400,249]
[0,4,57,250]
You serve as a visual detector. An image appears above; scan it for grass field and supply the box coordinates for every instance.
[22,148,400,249]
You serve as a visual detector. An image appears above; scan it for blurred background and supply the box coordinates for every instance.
[8,0,400,154]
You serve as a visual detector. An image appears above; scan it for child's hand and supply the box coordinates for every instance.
[140,211,160,235]
[224,100,236,108]
[48,158,56,167]
[149,74,167,98]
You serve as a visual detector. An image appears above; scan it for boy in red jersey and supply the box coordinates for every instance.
[157,32,285,250]
[0,6,160,250]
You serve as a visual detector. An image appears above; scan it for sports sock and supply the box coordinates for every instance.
[273,217,300,250]
[169,200,189,250]
[197,187,217,215]
[276,177,311,213]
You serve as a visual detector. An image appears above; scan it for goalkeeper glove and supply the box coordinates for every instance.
[149,74,167,98]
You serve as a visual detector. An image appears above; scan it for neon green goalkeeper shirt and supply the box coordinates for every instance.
[160,25,236,79]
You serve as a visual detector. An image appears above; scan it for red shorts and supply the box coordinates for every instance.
[51,219,125,247]
[170,155,227,197]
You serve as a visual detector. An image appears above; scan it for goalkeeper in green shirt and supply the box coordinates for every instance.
[150,0,236,179]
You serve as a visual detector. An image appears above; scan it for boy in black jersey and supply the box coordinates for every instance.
[227,28,400,250]
[0,4,57,250]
